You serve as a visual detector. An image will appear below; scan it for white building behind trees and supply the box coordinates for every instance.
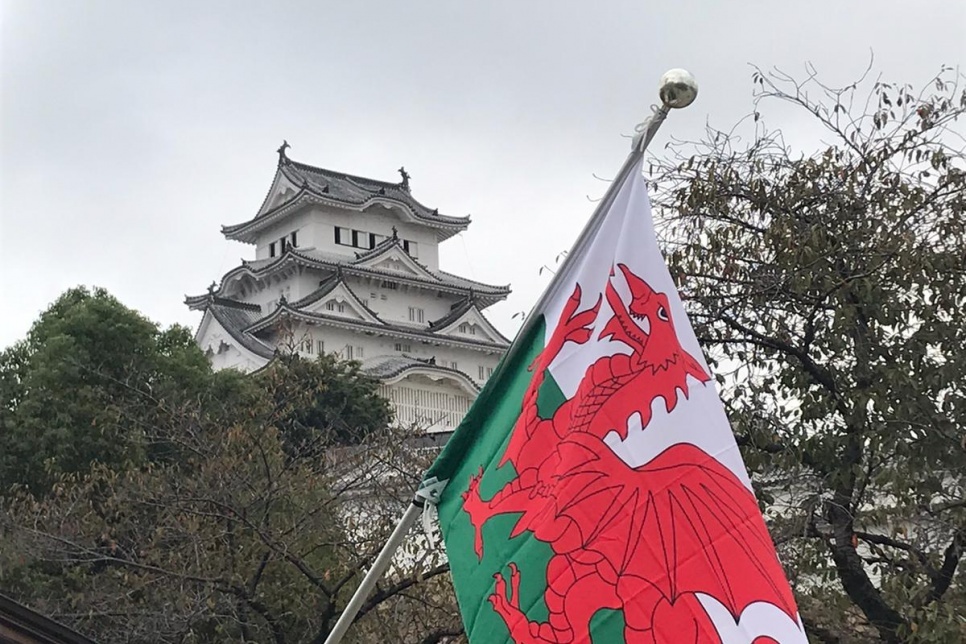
[186,144,510,434]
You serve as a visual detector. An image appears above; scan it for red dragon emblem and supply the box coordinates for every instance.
[461,264,798,643]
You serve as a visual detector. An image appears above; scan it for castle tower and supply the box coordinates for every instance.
[185,144,510,434]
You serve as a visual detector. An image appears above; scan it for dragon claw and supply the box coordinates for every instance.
[562,284,583,319]
[560,291,602,347]
[508,563,521,603]
[490,565,561,643]
[462,467,488,560]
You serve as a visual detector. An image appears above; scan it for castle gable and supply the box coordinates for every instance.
[430,301,511,346]
[296,277,381,324]
[356,245,436,281]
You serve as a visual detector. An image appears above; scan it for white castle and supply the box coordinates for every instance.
[186,143,510,434]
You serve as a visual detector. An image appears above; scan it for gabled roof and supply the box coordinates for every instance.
[353,232,405,262]
[291,272,382,324]
[186,270,507,361]
[222,147,470,244]
[188,296,275,360]
[203,247,510,308]
[243,303,508,353]
[429,296,512,345]
[353,235,439,282]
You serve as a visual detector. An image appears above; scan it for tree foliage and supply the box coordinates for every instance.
[259,352,393,454]
[0,287,212,492]
[0,288,462,643]
[652,64,966,642]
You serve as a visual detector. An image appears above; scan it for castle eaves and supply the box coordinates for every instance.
[209,247,511,307]
[244,304,510,352]
[222,151,471,243]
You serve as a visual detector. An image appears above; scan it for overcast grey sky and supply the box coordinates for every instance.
[2,1,964,348]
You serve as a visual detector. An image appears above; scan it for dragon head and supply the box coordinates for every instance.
[600,264,708,380]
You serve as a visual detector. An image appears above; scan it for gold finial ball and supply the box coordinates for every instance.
[659,69,698,109]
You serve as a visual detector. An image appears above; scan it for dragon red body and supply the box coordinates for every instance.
[462,265,798,643]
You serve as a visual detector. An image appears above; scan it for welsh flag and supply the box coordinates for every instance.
[423,155,807,643]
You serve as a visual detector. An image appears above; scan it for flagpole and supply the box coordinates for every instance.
[321,69,697,644]
[322,501,423,644]
[503,68,698,384]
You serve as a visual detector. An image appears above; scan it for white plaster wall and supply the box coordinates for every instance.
[227,265,472,323]
[254,210,321,260]
[300,205,442,271]
[344,275,454,325]
[209,343,267,372]
[284,320,502,386]
[239,278,291,312]
[209,265,503,385]
[226,266,316,311]
[244,196,460,273]
[196,314,269,373]
[380,374,475,433]
[281,323,370,360]
[288,269,324,302]
[392,217,440,272]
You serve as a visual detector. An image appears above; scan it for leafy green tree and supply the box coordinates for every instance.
[0,287,213,492]
[260,352,393,456]
[0,289,460,643]
[1,405,456,643]
[653,65,965,642]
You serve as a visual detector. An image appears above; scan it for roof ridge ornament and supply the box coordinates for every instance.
[398,166,411,191]
[391,226,399,240]
[277,140,291,166]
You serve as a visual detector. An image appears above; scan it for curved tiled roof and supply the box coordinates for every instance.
[352,233,406,263]
[289,271,382,322]
[428,296,513,345]
[185,293,261,312]
[192,297,275,360]
[285,160,469,226]
[203,247,510,307]
[434,268,511,293]
[244,303,508,352]
[222,153,470,242]
[192,301,495,387]
[288,272,342,309]
[362,355,480,392]
[429,296,478,330]
[350,236,452,284]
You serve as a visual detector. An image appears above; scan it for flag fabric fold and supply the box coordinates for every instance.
[424,156,806,644]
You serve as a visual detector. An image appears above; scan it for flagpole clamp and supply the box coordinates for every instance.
[414,476,448,548]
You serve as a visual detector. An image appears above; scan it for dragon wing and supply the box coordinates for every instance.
[551,434,798,622]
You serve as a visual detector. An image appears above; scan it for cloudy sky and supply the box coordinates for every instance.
[2,1,963,348]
